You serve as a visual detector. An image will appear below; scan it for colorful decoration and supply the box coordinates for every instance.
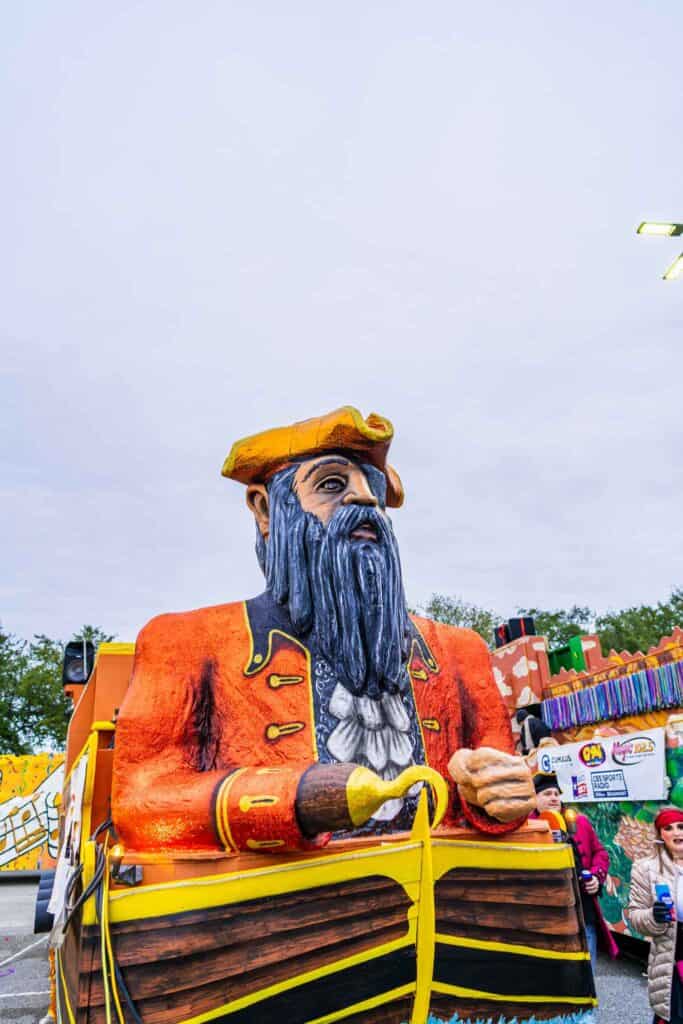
[0,753,63,872]
[47,408,594,1024]
[542,660,683,730]
[515,627,683,945]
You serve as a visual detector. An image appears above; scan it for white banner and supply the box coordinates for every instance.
[538,727,668,803]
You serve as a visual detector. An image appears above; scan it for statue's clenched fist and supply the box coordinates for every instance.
[448,746,535,823]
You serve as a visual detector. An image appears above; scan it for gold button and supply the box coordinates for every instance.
[265,722,305,741]
[239,795,279,812]
[253,653,264,664]
[422,718,441,732]
[410,667,428,682]
[268,674,304,689]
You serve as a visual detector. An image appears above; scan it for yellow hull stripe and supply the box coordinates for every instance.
[432,839,574,878]
[108,842,422,923]
[411,793,435,1024]
[435,932,590,961]
[306,983,416,1024]
[176,931,417,1024]
[432,981,597,1007]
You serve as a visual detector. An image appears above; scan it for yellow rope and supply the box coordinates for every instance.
[99,839,112,1024]
[103,851,125,1024]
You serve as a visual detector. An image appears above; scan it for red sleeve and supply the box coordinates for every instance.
[582,816,610,881]
[449,628,515,754]
[448,628,527,834]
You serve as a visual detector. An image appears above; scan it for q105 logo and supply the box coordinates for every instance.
[578,742,606,767]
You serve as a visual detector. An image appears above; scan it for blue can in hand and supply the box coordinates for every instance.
[655,883,675,921]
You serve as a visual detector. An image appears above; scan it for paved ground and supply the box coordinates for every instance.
[0,878,654,1023]
[1,879,49,1024]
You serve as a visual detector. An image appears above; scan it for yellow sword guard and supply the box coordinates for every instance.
[346,765,448,829]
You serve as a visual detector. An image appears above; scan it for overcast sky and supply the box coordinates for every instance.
[2,2,682,644]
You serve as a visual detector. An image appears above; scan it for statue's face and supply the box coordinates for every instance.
[249,452,410,697]
[292,456,384,530]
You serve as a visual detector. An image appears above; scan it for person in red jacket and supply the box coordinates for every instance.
[534,771,618,962]
[112,407,535,854]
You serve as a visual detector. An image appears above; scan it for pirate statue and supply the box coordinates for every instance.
[112,407,535,853]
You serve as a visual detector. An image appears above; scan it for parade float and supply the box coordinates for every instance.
[40,408,597,1024]
[492,620,683,945]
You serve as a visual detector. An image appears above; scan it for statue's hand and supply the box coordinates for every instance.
[296,763,448,838]
[448,746,535,823]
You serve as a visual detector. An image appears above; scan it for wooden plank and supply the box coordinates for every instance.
[106,874,404,935]
[86,914,409,1008]
[436,899,579,936]
[436,878,575,908]
[91,885,409,969]
[435,920,583,954]
[85,928,412,1024]
[436,867,574,886]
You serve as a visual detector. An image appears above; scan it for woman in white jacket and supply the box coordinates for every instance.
[628,807,683,1024]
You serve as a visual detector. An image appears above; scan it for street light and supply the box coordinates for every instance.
[663,254,683,281]
[636,220,683,280]
[636,222,683,237]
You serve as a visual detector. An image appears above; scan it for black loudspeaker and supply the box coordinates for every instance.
[494,623,511,648]
[507,617,536,640]
[62,640,96,686]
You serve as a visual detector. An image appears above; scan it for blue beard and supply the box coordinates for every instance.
[256,466,412,698]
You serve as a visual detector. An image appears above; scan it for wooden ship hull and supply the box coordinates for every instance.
[55,824,595,1024]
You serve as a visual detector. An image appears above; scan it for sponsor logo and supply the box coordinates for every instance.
[572,774,589,799]
[539,750,572,773]
[591,769,628,799]
[578,742,606,767]
[611,736,656,766]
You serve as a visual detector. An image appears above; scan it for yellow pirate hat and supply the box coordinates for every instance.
[222,405,404,508]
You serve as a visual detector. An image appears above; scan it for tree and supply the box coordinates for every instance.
[0,624,116,755]
[515,605,595,648]
[416,594,499,643]
[595,587,683,655]
[19,634,71,751]
[73,625,116,646]
[0,627,31,754]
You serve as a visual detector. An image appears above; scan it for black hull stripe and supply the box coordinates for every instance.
[434,942,595,1000]
[207,948,416,1024]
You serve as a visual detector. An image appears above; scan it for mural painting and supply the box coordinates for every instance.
[0,753,63,872]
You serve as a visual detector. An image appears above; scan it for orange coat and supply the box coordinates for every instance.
[112,598,517,853]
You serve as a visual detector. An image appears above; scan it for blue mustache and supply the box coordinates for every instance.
[324,502,391,543]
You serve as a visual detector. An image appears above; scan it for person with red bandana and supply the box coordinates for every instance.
[629,807,683,1024]
[112,407,536,854]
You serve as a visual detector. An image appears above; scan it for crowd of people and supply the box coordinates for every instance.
[531,769,683,1024]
